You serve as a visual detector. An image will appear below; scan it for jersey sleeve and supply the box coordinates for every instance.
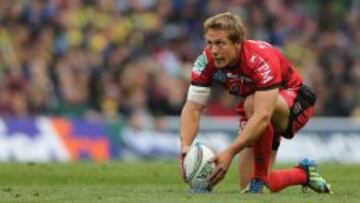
[191,51,214,87]
[187,51,214,104]
[246,43,282,90]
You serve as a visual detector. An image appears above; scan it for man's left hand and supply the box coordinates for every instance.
[208,149,234,187]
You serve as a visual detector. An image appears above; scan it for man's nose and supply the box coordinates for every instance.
[211,45,220,56]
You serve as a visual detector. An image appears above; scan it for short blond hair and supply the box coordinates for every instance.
[203,12,246,43]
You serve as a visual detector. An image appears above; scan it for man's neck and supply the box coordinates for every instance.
[226,58,240,70]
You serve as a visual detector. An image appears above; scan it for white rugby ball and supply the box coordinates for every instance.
[184,143,216,189]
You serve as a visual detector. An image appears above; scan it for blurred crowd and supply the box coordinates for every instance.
[0,0,359,123]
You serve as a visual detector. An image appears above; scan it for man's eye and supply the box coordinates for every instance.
[205,40,226,47]
[215,41,225,46]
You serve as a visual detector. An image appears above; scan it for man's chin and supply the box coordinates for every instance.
[215,64,226,68]
[214,61,226,68]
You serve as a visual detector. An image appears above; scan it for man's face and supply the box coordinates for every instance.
[204,29,241,68]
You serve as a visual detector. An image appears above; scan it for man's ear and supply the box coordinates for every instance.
[235,42,242,52]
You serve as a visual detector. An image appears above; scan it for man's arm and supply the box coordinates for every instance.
[179,100,206,151]
[228,88,279,155]
[179,84,210,182]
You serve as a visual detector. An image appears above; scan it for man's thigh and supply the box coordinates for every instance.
[239,89,293,135]
[271,90,293,134]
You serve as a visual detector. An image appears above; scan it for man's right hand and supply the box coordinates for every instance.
[179,146,190,183]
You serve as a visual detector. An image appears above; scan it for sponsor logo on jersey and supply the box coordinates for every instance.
[226,73,240,79]
[239,76,252,83]
[226,73,252,83]
[192,53,208,74]
[293,102,302,114]
[249,55,274,84]
[229,83,240,93]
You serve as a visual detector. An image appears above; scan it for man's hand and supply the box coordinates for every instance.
[179,146,191,183]
[208,149,234,187]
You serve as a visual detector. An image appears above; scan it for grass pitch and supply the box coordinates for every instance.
[0,160,359,203]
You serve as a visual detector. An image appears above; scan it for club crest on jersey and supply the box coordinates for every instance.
[192,53,208,74]
[213,70,226,82]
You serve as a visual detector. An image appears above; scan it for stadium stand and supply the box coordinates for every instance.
[0,0,359,122]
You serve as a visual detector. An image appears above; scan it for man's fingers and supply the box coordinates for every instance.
[178,157,188,183]
[215,170,226,185]
[209,168,220,183]
[209,172,224,186]
[209,166,225,186]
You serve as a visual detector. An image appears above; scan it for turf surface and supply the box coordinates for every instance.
[0,161,359,203]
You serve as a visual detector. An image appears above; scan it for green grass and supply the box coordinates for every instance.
[0,161,359,203]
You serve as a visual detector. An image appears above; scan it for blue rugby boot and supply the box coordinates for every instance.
[297,158,332,193]
[242,178,271,194]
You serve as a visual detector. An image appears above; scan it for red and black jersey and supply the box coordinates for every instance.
[191,40,303,98]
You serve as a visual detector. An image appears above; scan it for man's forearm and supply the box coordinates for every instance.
[179,102,203,148]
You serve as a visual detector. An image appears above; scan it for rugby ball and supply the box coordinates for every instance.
[184,143,216,190]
